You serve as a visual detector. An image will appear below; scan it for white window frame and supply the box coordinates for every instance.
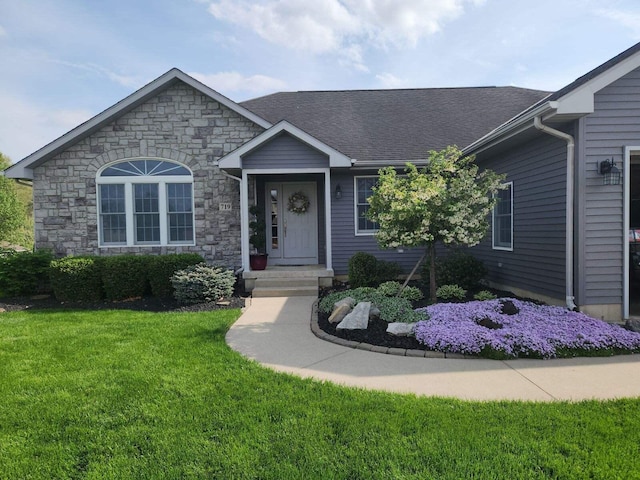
[492,181,513,251]
[354,175,379,236]
[97,160,195,248]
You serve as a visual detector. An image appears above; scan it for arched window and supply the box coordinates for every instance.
[97,159,195,246]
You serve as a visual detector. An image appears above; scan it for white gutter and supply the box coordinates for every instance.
[533,116,577,310]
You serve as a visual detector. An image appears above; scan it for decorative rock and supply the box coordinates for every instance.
[0,307,5,313]
[369,306,381,320]
[476,317,503,330]
[334,297,356,309]
[386,322,416,336]
[337,302,371,330]
[329,303,352,324]
[500,299,519,315]
[626,318,640,333]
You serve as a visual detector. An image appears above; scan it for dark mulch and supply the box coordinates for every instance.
[0,294,247,313]
[318,309,427,350]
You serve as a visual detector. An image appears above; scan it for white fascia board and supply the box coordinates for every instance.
[555,52,640,115]
[218,120,352,169]
[3,68,272,180]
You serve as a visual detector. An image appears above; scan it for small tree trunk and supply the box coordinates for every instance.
[398,251,427,296]
[429,243,437,303]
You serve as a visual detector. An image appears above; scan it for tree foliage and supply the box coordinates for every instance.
[367,146,505,301]
[0,176,27,244]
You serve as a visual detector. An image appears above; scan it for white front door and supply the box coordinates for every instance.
[266,182,318,265]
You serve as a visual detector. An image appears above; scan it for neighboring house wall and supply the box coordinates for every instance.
[473,134,568,302]
[330,170,424,276]
[32,81,264,266]
[579,66,640,315]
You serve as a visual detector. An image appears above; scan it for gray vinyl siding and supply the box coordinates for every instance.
[580,67,640,306]
[330,171,424,275]
[242,132,329,169]
[473,134,567,300]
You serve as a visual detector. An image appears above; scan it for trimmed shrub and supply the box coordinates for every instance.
[0,249,54,297]
[171,264,236,305]
[474,290,497,301]
[436,284,467,301]
[348,252,402,288]
[348,252,378,288]
[375,259,402,284]
[50,256,103,302]
[147,253,204,298]
[422,250,488,292]
[101,255,152,301]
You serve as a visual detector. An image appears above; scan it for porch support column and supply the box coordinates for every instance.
[241,171,250,271]
[324,170,333,270]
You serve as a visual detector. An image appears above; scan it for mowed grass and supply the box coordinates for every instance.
[0,309,639,479]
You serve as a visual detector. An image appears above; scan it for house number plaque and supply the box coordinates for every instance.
[219,203,232,211]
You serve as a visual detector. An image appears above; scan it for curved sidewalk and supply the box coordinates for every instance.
[226,296,640,401]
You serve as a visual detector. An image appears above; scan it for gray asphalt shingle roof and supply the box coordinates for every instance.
[240,86,549,164]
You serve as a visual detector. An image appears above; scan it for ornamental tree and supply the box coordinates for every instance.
[366,146,505,302]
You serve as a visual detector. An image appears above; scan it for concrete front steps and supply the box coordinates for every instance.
[243,265,333,298]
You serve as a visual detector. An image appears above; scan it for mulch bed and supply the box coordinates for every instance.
[317,309,427,350]
[0,295,247,313]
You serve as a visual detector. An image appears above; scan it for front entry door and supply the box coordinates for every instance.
[266,182,318,265]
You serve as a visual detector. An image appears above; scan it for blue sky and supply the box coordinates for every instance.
[2,0,640,162]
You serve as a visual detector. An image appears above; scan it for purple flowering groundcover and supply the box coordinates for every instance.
[414,299,640,359]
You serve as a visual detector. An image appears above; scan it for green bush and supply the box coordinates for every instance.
[0,249,53,297]
[423,250,487,291]
[147,253,204,298]
[376,296,427,323]
[348,252,402,288]
[474,290,497,301]
[101,255,152,301]
[436,284,467,301]
[399,285,424,302]
[348,252,378,288]
[171,264,236,305]
[50,256,103,302]
[377,281,402,297]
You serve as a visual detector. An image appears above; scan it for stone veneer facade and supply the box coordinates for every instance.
[32,81,265,267]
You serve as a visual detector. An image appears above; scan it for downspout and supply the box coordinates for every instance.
[533,116,577,310]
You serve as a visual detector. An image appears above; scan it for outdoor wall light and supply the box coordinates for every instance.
[599,158,622,185]
[335,184,342,199]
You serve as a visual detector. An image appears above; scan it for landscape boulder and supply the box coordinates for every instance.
[329,303,352,324]
[334,297,356,310]
[337,302,371,330]
[386,322,416,337]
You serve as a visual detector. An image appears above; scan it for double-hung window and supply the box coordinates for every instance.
[492,182,513,250]
[354,176,379,235]
[97,159,194,246]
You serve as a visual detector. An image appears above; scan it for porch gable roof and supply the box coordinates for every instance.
[217,120,352,170]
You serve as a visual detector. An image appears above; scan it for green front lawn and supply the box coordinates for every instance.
[1,308,638,479]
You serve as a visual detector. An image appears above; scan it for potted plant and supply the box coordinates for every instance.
[249,205,268,270]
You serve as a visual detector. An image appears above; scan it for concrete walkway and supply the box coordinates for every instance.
[226,296,640,401]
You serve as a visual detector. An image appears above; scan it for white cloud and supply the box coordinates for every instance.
[0,93,92,162]
[338,44,369,72]
[49,60,143,88]
[189,71,287,96]
[375,72,406,88]
[207,0,482,55]
[0,25,7,37]
[597,8,640,39]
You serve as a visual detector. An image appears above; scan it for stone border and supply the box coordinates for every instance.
[310,300,482,359]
